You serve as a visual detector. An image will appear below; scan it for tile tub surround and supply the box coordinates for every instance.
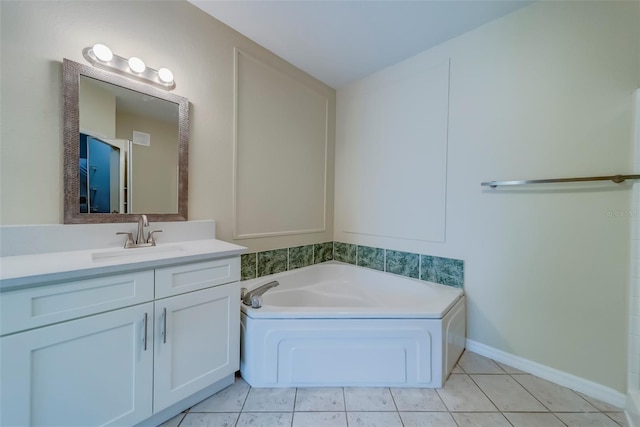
[159,351,627,427]
[241,242,334,281]
[241,241,464,289]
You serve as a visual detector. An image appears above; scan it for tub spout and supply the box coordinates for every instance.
[242,280,279,308]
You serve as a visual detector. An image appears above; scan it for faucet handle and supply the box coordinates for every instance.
[146,229,163,245]
[116,232,135,248]
[250,295,262,309]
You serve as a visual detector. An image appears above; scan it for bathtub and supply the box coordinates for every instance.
[240,262,465,388]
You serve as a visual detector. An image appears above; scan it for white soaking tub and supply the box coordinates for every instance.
[240,262,465,388]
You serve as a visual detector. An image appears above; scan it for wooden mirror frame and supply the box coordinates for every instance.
[63,58,189,223]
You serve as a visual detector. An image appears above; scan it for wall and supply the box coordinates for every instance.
[629,89,640,424]
[335,0,639,394]
[234,49,330,240]
[0,0,335,252]
[116,111,178,214]
[79,78,115,138]
[336,59,449,243]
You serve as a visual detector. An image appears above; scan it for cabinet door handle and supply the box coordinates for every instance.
[162,307,167,344]
[143,312,148,351]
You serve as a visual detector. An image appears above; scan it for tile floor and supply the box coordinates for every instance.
[159,351,628,427]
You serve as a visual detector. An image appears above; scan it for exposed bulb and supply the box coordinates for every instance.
[157,67,174,84]
[92,43,113,62]
[128,57,146,73]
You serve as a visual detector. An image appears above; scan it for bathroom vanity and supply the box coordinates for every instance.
[0,224,245,426]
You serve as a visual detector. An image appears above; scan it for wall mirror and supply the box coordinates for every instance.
[63,58,189,224]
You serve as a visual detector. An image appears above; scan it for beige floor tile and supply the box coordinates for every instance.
[237,412,293,427]
[436,374,498,411]
[180,412,239,427]
[451,412,511,427]
[512,374,598,412]
[295,388,345,411]
[292,411,347,427]
[605,411,629,426]
[243,388,296,412]
[503,412,566,427]
[555,412,620,426]
[496,361,527,374]
[190,378,250,412]
[390,388,447,411]
[577,392,624,412]
[399,411,457,427]
[344,387,396,411]
[157,412,186,427]
[471,374,547,411]
[346,411,403,427]
[451,364,464,373]
[457,351,505,374]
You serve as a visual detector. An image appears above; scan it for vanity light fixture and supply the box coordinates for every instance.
[83,43,175,90]
[92,43,113,62]
[157,68,174,84]
[127,56,146,74]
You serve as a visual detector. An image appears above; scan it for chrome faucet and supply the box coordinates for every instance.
[241,280,279,308]
[116,214,163,248]
[136,214,148,245]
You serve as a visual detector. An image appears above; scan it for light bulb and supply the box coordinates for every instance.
[92,43,113,62]
[158,68,174,84]
[128,57,146,73]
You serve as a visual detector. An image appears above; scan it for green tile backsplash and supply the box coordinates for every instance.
[241,253,257,281]
[334,242,356,264]
[314,242,334,264]
[289,245,314,270]
[386,250,420,279]
[357,245,384,271]
[420,255,465,288]
[241,241,463,289]
[258,249,288,277]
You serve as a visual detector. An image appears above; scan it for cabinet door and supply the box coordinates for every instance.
[153,283,240,412]
[1,303,154,426]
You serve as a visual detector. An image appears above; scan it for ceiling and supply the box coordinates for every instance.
[189,0,533,88]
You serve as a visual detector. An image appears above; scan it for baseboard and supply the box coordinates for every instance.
[628,390,640,427]
[465,339,626,409]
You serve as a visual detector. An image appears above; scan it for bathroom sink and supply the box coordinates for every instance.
[91,244,185,262]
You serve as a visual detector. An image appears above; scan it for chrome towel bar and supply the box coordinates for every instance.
[481,174,640,188]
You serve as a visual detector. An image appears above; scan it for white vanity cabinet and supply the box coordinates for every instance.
[0,255,241,427]
[152,259,241,413]
[1,302,155,426]
[153,283,240,412]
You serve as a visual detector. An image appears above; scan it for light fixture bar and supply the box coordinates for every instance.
[82,44,175,90]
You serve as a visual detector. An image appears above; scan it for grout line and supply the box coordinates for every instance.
[383,248,387,272]
[387,386,399,413]
[254,252,258,279]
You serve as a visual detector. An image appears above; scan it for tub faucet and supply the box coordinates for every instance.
[241,280,279,308]
[136,214,148,245]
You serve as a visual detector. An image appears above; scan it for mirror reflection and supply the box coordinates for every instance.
[63,58,189,224]
[79,76,179,214]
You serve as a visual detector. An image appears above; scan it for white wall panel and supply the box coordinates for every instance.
[233,50,329,239]
[336,60,449,243]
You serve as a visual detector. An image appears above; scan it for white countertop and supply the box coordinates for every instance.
[0,239,247,291]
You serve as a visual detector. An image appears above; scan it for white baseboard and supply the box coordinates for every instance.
[465,339,626,409]
[628,390,639,427]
